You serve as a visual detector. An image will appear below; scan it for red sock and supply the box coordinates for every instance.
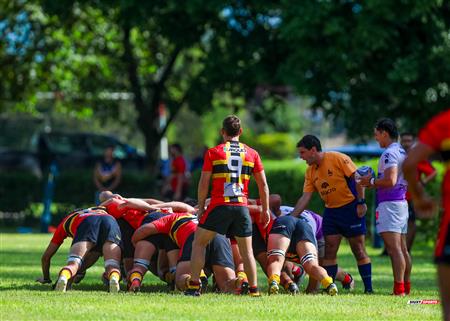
[342,273,352,285]
[394,281,405,295]
[292,265,301,277]
[404,281,411,295]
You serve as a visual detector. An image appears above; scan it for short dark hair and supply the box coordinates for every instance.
[400,132,415,139]
[375,118,398,140]
[296,135,322,151]
[222,115,241,137]
[170,143,183,153]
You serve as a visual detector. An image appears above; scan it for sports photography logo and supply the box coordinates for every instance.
[407,300,440,305]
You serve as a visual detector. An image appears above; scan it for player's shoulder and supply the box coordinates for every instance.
[241,143,259,156]
[384,142,406,158]
[325,151,353,165]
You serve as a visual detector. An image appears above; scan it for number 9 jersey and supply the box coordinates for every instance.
[203,140,264,209]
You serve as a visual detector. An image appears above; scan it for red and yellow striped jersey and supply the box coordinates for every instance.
[151,212,198,248]
[104,198,148,230]
[203,140,264,208]
[51,207,109,245]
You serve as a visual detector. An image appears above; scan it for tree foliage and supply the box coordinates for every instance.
[1,0,284,173]
[278,0,450,139]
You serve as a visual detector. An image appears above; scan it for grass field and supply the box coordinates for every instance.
[0,233,442,320]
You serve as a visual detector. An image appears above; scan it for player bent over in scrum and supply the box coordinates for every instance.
[266,215,338,296]
[127,211,179,292]
[38,207,122,293]
[132,212,244,294]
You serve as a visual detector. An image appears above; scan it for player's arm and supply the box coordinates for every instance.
[403,142,436,217]
[132,222,158,245]
[290,192,313,217]
[118,198,158,211]
[372,166,397,188]
[37,242,61,284]
[352,172,367,218]
[420,164,437,185]
[142,198,165,205]
[197,170,212,219]
[150,201,195,214]
[253,170,270,227]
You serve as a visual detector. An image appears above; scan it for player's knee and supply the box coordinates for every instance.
[352,247,368,261]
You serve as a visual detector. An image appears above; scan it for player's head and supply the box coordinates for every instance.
[104,145,115,160]
[297,135,322,165]
[170,143,183,157]
[222,115,242,138]
[99,190,114,203]
[374,118,398,147]
[400,132,415,151]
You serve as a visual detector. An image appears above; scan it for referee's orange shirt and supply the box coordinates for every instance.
[303,152,357,208]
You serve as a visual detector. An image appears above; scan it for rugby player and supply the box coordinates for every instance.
[360,119,411,296]
[100,193,196,291]
[400,132,437,252]
[189,115,271,296]
[403,109,450,319]
[290,135,373,293]
[250,196,354,293]
[37,207,122,293]
[266,215,338,296]
[132,212,243,294]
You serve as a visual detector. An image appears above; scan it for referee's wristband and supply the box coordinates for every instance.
[356,198,366,205]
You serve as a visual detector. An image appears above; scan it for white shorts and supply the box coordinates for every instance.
[376,200,408,234]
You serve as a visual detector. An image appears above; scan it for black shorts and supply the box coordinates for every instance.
[269,215,317,254]
[204,234,235,272]
[117,218,135,258]
[141,212,179,252]
[178,233,194,262]
[199,205,252,237]
[73,215,122,252]
[252,223,267,256]
[177,233,234,273]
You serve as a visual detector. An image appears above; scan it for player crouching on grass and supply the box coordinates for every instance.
[99,193,197,291]
[37,207,122,293]
[266,215,338,296]
[132,211,246,295]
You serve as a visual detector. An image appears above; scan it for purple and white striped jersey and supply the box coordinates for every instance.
[376,142,408,204]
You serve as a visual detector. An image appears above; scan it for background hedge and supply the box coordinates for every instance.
[0,158,444,243]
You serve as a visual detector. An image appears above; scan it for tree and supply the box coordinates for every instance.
[277,0,450,139]
[1,0,283,174]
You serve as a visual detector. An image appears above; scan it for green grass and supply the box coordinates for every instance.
[0,234,442,320]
